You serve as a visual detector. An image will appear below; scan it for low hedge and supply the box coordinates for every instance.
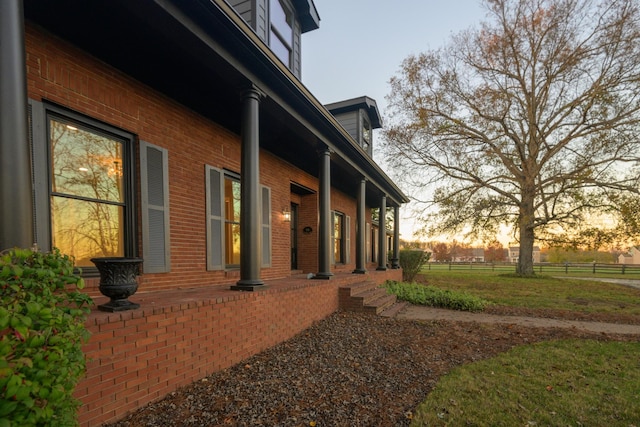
[384,280,489,312]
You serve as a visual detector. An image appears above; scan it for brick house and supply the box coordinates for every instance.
[0,0,408,424]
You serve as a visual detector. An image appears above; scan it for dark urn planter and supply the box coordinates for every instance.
[91,257,143,312]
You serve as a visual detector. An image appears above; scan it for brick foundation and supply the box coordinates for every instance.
[75,269,402,426]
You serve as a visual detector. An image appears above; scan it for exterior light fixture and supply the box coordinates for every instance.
[282,207,291,222]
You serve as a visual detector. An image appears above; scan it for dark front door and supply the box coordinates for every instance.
[290,203,298,270]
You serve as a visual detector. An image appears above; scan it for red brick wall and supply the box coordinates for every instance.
[25,24,347,295]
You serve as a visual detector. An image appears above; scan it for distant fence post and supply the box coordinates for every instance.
[448,262,452,271]
[593,262,596,274]
[622,264,626,275]
[565,262,569,274]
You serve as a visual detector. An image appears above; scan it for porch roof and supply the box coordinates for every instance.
[24,0,408,207]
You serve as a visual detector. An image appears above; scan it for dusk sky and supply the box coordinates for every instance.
[302,0,488,241]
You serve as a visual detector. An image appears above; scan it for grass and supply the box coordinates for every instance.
[403,270,640,426]
[417,270,640,316]
[411,340,640,426]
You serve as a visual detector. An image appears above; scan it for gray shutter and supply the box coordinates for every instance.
[261,185,271,268]
[206,166,225,270]
[345,215,351,264]
[27,99,51,250]
[140,141,170,273]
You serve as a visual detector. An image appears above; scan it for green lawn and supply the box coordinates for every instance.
[404,270,640,426]
[411,340,640,426]
[417,270,640,316]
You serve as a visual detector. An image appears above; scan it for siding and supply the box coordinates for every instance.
[227,0,254,29]
[292,19,302,78]
[256,0,268,41]
[333,111,359,142]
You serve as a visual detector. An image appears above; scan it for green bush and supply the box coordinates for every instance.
[0,248,93,426]
[398,250,430,282]
[384,280,489,312]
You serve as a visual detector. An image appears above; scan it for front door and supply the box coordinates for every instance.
[290,203,298,270]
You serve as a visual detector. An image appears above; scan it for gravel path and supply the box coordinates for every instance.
[106,311,639,427]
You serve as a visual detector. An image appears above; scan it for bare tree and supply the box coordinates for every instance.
[383,0,640,276]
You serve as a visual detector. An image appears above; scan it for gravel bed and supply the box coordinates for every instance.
[106,312,636,427]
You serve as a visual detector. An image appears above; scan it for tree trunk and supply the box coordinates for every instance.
[517,192,536,276]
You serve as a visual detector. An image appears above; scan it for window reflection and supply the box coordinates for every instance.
[224,177,241,266]
[270,0,292,66]
[334,212,343,263]
[49,118,125,266]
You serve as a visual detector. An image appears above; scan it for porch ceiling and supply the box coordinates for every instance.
[24,0,407,206]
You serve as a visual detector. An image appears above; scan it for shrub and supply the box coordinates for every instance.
[0,248,93,426]
[384,280,489,312]
[398,250,430,282]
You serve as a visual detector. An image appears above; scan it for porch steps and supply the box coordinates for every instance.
[338,281,397,315]
[379,301,409,318]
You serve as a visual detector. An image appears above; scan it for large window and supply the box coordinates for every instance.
[270,0,293,67]
[47,112,134,267]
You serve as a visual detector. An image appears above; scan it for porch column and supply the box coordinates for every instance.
[232,85,265,290]
[376,195,387,271]
[0,0,33,251]
[314,148,333,279]
[391,206,400,269]
[353,178,367,274]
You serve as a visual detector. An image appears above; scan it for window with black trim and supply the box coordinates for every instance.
[206,166,271,270]
[361,114,372,154]
[270,0,293,67]
[46,107,135,267]
[333,211,344,264]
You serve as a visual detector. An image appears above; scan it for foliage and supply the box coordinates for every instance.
[412,340,640,426]
[484,240,506,262]
[0,248,93,426]
[383,0,640,277]
[398,250,430,281]
[430,242,450,262]
[384,280,489,312]
[543,246,615,263]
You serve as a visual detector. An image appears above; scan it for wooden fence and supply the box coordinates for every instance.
[424,262,640,277]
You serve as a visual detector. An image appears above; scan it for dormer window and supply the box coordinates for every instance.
[361,115,371,154]
[270,0,293,67]
[325,96,382,159]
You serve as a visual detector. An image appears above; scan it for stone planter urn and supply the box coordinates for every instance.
[90,257,143,312]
